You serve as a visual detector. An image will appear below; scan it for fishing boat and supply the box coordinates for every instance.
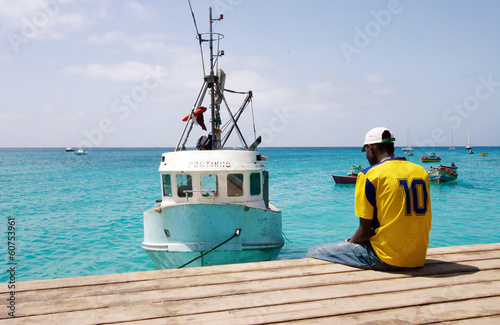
[420,153,441,162]
[74,148,87,155]
[142,8,283,269]
[428,165,458,183]
[332,165,362,184]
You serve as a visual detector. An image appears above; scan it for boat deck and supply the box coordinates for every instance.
[3,243,500,324]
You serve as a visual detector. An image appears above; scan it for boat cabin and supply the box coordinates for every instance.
[157,150,269,209]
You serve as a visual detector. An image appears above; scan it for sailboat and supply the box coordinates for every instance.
[465,126,472,150]
[402,127,413,151]
[449,129,456,150]
[142,8,283,269]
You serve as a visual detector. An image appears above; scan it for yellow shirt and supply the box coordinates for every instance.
[355,157,432,267]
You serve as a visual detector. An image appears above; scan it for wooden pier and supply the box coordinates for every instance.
[2,243,500,324]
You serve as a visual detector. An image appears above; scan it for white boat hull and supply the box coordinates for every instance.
[143,202,283,269]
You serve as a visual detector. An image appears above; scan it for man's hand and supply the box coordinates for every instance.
[349,217,374,243]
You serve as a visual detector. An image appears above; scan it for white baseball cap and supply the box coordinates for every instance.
[361,127,395,152]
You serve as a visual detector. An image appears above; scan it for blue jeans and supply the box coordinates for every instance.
[306,241,406,271]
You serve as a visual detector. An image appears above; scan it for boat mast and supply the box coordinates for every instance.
[208,8,222,150]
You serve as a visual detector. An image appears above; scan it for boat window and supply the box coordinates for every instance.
[201,174,218,197]
[227,173,244,197]
[250,172,261,196]
[176,174,193,197]
[162,174,172,197]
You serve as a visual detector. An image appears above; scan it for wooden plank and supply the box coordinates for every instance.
[267,296,500,325]
[426,242,500,255]
[444,314,500,325]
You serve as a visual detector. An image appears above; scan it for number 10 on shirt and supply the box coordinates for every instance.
[398,179,429,215]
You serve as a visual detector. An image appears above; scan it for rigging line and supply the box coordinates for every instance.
[187,0,206,76]
[177,229,241,268]
[224,88,249,95]
[250,98,257,140]
[221,106,243,129]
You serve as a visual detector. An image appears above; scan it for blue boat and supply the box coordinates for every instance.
[428,165,458,183]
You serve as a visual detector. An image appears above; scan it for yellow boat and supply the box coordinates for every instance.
[479,153,488,156]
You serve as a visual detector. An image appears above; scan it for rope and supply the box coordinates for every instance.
[177,228,241,268]
[187,0,206,76]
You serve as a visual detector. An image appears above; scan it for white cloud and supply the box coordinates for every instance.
[61,61,166,82]
[87,31,128,44]
[372,87,395,96]
[365,73,385,84]
[124,1,158,21]
[86,32,176,56]
[0,0,88,41]
[0,0,43,19]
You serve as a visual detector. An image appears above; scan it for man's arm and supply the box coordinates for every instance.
[348,217,374,243]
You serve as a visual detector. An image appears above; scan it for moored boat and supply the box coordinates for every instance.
[465,126,472,150]
[332,165,362,184]
[142,8,283,269]
[479,153,488,156]
[420,153,441,162]
[402,127,413,152]
[74,148,87,155]
[428,165,458,183]
[65,147,75,152]
[449,129,456,150]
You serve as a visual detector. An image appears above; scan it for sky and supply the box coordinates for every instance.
[1,0,500,148]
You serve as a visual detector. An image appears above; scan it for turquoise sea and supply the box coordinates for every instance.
[1,147,500,283]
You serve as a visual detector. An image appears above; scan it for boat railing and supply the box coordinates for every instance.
[182,190,217,203]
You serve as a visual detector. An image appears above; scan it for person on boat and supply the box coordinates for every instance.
[307,127,432,271]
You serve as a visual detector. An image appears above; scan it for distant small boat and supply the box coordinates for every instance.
[479,153,488,156]
[449,129,456,150]
[469,150,474,155]
[428,165,458,183]
[465,126,472,150]
[420,153,441,162]
[75,148,87,155]
[402,127,413,152]
[406,152,414,156]
[332,165,362,184]
[65,147,75,152]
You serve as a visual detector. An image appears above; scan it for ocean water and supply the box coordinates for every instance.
[1,147,499,282]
